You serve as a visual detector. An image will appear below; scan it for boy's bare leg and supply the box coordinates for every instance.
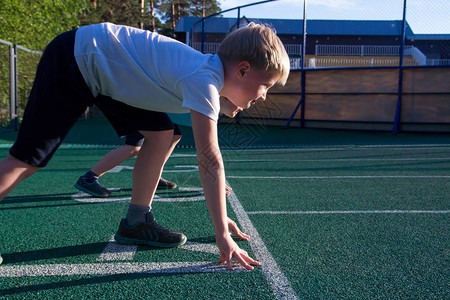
[130,130,174,206]
[0,155,40,201]
[164,134,181,164]
[91,145,140,177]
[91,133,179,177]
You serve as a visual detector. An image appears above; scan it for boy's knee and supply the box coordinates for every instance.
[130,146,141,156]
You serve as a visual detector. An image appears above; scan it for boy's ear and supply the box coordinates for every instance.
[236,61,251,78]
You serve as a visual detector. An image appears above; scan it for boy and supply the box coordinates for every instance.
[75,131,181,198]
[0,22,290,270]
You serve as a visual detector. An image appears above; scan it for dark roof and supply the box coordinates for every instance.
[176,16,236,33]
[410,34,450,40]
[175,16,417,36]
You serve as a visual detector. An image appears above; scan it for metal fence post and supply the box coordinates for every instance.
[201,19,205,54]
[393,0,408,134]
[9,44,18,130]
[285,0,307,128]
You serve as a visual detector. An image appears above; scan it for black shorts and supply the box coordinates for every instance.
[10,29,181,167]
[124,124,182,147]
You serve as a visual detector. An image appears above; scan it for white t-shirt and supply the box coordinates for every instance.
[74,22,223,121]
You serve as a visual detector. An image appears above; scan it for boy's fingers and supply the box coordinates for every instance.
[234,229,250,240]
[226,253,235,271]
[242,253,261,266]
[219,252,226,264]
[233,252,254,270]
[225,185,232,196]
[238,232,250,240]
[221,250,260,270]
[228,221,250,240]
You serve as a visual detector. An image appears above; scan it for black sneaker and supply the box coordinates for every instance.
[114,211,187,248]
[74,176,111,198]
[157,177,177,190]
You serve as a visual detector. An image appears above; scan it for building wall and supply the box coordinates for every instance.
[228,68,450,132]
[177,28,448,61]
[407,39,450,59]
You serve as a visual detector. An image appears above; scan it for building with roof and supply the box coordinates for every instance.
[175,16,450,65]
[174,16,449,132]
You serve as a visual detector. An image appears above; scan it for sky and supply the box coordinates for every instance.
[218,0,449,34]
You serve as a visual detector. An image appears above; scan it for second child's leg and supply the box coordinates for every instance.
[76,131,181,197]
[75,145,141,197]
[157,133,182,189]
[164,133,181,164]
[91,145,140,177]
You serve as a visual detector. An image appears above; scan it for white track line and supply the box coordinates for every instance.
[227,175,450,179]
[248,210,450,215]
[226,158,450,162]
[182,241,220,255]
[97,236,137,261]
[0,240,234,278]
[226,181,299,300]
[96,238,219,262]
[0,262,243,278]
[72,187,206,203]
[222,144,450,152]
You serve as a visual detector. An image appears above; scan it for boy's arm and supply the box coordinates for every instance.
[190,110,259,270]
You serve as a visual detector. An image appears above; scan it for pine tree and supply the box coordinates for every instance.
[156,0,221,37]
[78,0,147,28]
[78,1,221,36]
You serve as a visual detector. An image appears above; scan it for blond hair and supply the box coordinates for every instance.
[217,22,290,86]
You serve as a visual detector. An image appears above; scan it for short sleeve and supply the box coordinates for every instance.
[178,76,221,121]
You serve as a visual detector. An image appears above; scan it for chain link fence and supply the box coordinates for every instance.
[188,0,448,68]
[1,0,448,133]
[0,39,42,130]
[0,41,11,129]
[186,0,449,133]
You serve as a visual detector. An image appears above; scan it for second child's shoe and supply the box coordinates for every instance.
[74,176,111,198]
[0,252,2,265]
[114,211,187,248]
[157,177,177,190]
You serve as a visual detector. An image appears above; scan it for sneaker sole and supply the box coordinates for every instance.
[0,255,2,265]
[114,234,187,248]
[74,184,111,198]
[156,184,177,190]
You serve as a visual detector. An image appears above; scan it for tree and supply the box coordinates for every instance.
[0,0,88,127]
[156,0,221,37]
[78,1,222,37]
[0,0,88,50]
[78,0,148,28]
